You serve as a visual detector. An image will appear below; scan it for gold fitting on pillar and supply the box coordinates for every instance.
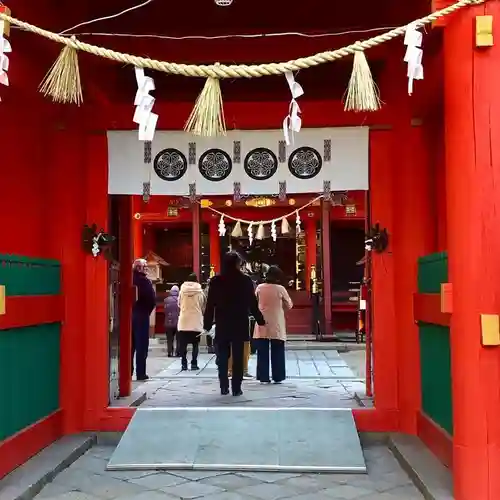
[480,314,500,346]
[476,15,493,47]
[209,264,215,278]
[0,285,5,315]
[311,264,318,294]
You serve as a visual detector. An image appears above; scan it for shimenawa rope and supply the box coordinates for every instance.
[0,0,486,79]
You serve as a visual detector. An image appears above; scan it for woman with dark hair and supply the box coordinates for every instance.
[204,251,265,396]
[254,265,293,384]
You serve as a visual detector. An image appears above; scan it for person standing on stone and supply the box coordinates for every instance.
[177,273,205,371]
[164,285,180,357]
[254,265,293,384]
[132,258,156,381]
[204,251,265,397]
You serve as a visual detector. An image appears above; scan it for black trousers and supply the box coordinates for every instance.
[132,313,150,379]
[178,331,200,367]
[165,326,178,355]
[256,338,286,383]
[216,339,245,392]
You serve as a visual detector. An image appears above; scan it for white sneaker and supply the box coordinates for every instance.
[243,373,253,380]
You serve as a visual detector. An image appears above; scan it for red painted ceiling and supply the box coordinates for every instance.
[9,0,438,107]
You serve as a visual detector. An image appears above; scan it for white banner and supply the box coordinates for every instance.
[107,127,369,196]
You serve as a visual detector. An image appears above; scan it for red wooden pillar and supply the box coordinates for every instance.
[209,218,220,274]
[369,130,398,421]
[143,225,155,255]
[132,197,144,260]
[83,132,110,428]
[192,203,201,278]
[305,217,317,292]
[321,201,332,334]
[444,4,500,499]
[389,56,435,434]
[47,126,86,434]
[119,196,133,398]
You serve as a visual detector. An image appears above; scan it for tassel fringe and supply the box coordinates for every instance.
[184,65,226,137]
[344,48,381,112]
[39,38,83,105]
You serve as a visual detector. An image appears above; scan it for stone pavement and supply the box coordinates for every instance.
[35,441,424,499]
[33,348,423,499]
[135,350,366,409]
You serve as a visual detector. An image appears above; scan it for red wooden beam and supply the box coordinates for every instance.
[0,410,63,480]
[413,293,450,327]
[0,295,63,330]
[417,411,453,469]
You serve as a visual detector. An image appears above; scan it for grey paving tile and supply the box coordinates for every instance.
[319,483,375,498]
[234,482,298,500]
[115,491,180,500]
[275,474,337,492]
[167,470,230,481]
[161,480,225,498]
[201,492,258,500]
[200,473,262,490]
[36,482,75,498]
[53,468,149,499]
[236,472,302,483]
[127,472,188,489]
[37,493,103,500]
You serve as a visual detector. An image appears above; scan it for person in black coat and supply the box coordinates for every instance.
[204,251,265,396]
[132,259,156,381]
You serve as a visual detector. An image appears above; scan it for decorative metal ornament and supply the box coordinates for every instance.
[142,182,151,203]
[244,148,278,181]
[233,181,242,202]
[323,180,332,204]
[288,147,323,179]
[143,141,152,163]
[198,149,232,182]
[154,148,188,181]
[214,0,233,5]
[279,181,287,202]
[189,183,197,203]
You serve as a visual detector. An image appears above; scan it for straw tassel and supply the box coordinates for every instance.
[281,217,290,234]
[184,63,226,137]
[256,223,265,240]
[344,47,381,112]
[39,37,83,105]
[231,220,243,238]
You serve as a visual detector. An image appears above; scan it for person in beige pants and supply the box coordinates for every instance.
[228,340,252,379]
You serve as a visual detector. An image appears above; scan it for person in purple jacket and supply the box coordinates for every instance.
[164,285,180,357]
[132,259,156,381]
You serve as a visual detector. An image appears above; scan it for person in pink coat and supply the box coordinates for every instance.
[253,266,293,383]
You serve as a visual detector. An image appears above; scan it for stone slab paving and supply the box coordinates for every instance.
[35,442,424,499]
[154,350,359,380]
[136,350,365,410]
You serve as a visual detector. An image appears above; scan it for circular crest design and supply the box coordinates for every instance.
[244,148,278,181]
[288,147,323,180]
[153,148,188,182]
[198,149,232,182]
